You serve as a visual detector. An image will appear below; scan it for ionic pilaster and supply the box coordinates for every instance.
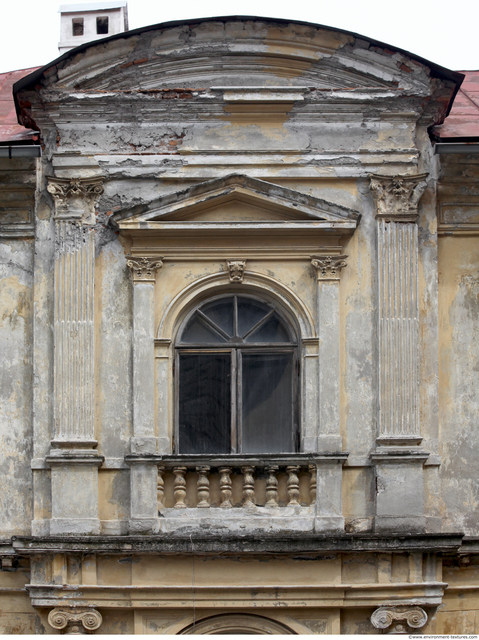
[126,255,164,450]
[371,606,427,634]
[370,174,427,445]
[48,607,102,634]
[311,255,347,453]
[126,255,163,534]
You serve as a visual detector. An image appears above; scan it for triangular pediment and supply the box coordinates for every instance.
[112,174,359,231]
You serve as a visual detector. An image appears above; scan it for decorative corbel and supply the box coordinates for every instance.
[371,606,427,634]
[227,259,246,283]
[311,255,348,281]
[126,256,164,283]
[48,608,103,634]
[369,173,428,222]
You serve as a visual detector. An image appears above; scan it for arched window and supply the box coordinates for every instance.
[176,294,298,454]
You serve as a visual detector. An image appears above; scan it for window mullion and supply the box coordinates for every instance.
[231,348,238,453]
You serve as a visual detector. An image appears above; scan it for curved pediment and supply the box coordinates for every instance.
[111,174,359,233]
[15,17,459,96]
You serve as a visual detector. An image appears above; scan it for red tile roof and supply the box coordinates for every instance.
[0,67,40,143]
[432,71,479,140]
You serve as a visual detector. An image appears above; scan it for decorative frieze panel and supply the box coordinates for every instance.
[48,607,102,634]
[371,606,427,634]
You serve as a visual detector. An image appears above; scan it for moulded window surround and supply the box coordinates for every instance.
[175,294,299,455]
[72,18,84,36]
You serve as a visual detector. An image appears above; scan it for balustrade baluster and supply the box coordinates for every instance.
[309,464,317,505]
[196,466,210,508]
[241,465,255,507]
[219,467,233,508]
[173,466,187,508]
[157,466,165,510]
[265,466,279,507]
[286,465,300,506]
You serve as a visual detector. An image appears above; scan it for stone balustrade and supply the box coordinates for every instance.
[157,456,318,510]
[125,453,347,534]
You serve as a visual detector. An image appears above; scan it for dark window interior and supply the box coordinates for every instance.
[72,18,84,36]
[96,16,109,34]
[177,295,297,454]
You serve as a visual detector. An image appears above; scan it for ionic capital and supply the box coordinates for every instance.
[227,259,246,283]
[47,176,104,225]
[127,256,164,283]
[48,607,102,634]
[371,606,427,634]
[369,173,428,222]
[311,255,347,281]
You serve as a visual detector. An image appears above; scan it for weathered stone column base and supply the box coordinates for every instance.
[50,517,101,536]
[47,452,104,536]
[129,517,160,535]
[375,516,427,533]
[314,516,345,532]
[372,453,429,534]
[127,458,160,535]
[315,458,347,532]
[31,519,51,537]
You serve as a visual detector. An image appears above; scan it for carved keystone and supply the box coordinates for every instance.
[48,607,102,634]
[311,255,347,281]
[371,606,427,634]
[126,256,164,283]
[227,259,246,283]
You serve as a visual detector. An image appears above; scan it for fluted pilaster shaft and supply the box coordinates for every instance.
[377,220,419,438]
[370,174,427,443]
[54,223,95,443]
[48,176,104,447]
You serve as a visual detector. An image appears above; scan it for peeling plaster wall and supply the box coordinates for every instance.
[438,235,479,534]
[0,239,33,535]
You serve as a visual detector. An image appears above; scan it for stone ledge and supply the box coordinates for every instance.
[10,532,465,555]
[25,581,449,610]
[126,452,349,467]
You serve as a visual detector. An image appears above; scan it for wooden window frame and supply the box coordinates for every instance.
[174,294,299,454]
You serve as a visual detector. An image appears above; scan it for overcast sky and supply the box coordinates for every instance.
[0,0,478,74]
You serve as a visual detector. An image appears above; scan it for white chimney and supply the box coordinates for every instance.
[58,1,129,54]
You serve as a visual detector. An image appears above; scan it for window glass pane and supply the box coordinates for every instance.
[72,18,84,36]
[181,315,226,343]
[241,353,294,453]
[201,298,234,337]
[245,313,290,343]
[178,353,231,453]
[237,298,270,338]
[96,16,109,34]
